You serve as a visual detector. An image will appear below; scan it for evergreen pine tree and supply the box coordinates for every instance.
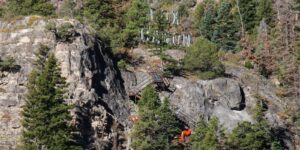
[227,99,283,150]
[123,0,149,48]
[194,1,205,30]
[132,86,162,150]
[148,9,169,54]
[78,0,126,52]
[156,98,181,149]
[256,0,273,25]
[137,86,160,111]
[190,117,223,150]
[213,0,240,51]
[238,0,258,32]
[80,0,115,31]
[227,121,274,150]
[198,0,217,40]
[178,4,189,19]
[20,46,81,150]
[5,0,54,17]
[131,86,180,150]
[183,37,225,79]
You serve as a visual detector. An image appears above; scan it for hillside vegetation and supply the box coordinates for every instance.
[0,0,300,149]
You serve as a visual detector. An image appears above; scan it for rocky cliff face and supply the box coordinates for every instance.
[122,68,286,130]
[167,64,295,148]
[167,77,252,129]
[0,16,296,150]
[122,62,295,149]
[163,64,287,130]
[0,17,131,150]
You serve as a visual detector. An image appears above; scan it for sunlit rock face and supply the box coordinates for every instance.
[166,64,291,132]
[0,17,131,150]
[168,77,253,130]
[121,60,295,149]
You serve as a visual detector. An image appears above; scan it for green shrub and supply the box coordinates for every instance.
[79,0,115,31]
[122,0,149,48]
[183,37,225,79]
[178,4,189,18]
[190,117,223,150]
[77,0,125,52]
[45,22,56,31]
[245,60,254,69]
[4,0,55,17]
[197,71,222,80]
[47,22,77,42]
[160,0,174,6]
[0,56,16,71]
[163,63,183,78]
[117,59,127,70]
[160,53,183,77]
[56,23,76,41]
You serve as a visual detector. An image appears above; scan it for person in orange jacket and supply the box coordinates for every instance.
[179,129,192,143]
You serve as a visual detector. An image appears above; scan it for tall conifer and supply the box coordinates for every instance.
[20,46,81,150]
[5,0,54,16]
[131,86,180,150]
[123,0,149,48]
[213,0,240,51]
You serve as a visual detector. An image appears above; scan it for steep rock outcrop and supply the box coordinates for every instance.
[225,64,295,149]
[0,17,131,150]
[168,77,252,130]
[121,63,295,148]
[121,70,252,130]
[166,64,294,148]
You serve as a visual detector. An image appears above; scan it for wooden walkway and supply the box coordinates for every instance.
[129,75,153,96]
[128,71,169,97]
[127,71,197,128]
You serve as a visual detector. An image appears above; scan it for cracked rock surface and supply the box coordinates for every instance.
[0,17,131,150]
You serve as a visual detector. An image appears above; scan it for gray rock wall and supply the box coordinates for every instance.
[0,16,295,149]
[168,77,253,130]
[0,17,131,150]
[121,65,295,149]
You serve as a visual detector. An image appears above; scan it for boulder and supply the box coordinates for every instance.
[168,77,253,130]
